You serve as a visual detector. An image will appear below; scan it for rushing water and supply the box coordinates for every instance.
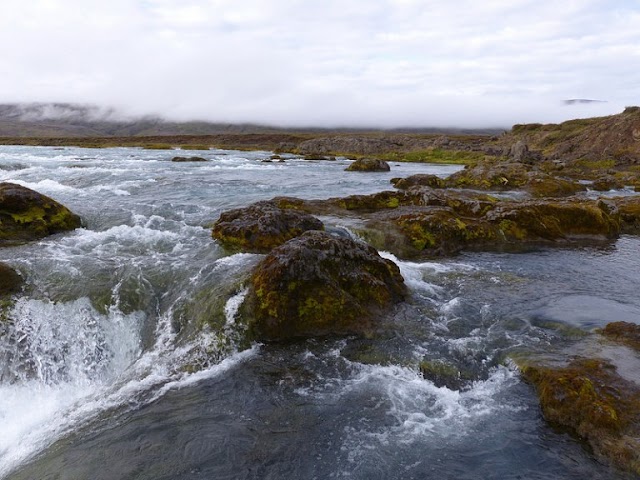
[0,145,638,479]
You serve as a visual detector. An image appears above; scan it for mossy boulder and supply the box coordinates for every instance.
[345,158,391,172]
[0,262,22,297]
[520,357,640,475]
[241,231,406,341]
[212,201,324,253]
[0,182,81,245]
[171,156,207,162]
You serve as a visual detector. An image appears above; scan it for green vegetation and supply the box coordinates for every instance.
[143,143,174,150]
[376,148,483,165]
[574,158,616,170]
[180,144,210,151]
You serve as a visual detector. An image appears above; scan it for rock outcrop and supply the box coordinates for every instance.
[0,182,81,245]
[518,323,640,475]
[265,188,621,258]
[345,158,391,172]
[241,231,406,341]
[212,201,324,253]
[444,161,585,197]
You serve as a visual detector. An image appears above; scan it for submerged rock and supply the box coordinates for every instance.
[0,182,81,245]
[242,231,406,341]
[0,262,22,297]
[212,201,324,253]
[171,156,207,162]
[345,158,391,172]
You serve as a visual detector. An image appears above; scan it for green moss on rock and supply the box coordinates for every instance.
[212,201,324,253]
[520,357,640,475]
[0,182,82,245]
[345,158,391,172]
[242,231,406,341]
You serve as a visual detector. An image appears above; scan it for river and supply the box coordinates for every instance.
[0,145,638,479]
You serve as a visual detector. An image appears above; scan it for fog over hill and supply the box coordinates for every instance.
[0,103,507,137]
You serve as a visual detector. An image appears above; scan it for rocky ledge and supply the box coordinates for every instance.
[393,160,586,198]
[517,322,640,475]
[258,188,629,258]
[0,182,81,245]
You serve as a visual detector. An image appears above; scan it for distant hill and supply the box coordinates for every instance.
[0,103,504,137]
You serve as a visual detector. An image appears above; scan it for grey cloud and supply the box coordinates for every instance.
[0,0,637,127]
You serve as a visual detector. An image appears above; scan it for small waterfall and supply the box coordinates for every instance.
[0,297,144,476]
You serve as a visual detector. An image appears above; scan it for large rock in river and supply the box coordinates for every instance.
[0,182,81,245]
[242,231,407,341]
[212,201,324,253]
[345,158,391,172]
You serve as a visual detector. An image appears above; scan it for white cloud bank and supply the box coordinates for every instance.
[0,0,638,127]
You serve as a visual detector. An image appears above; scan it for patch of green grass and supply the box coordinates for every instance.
[143,143,174,150]
[575,158,616,170]
[180,144,210,151]
[376,149,483,165]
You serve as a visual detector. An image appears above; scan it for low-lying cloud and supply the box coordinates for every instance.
[0,0,637,128]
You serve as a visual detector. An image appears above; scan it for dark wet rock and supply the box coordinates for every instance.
[0,182,81,245]
[261,159,273,163]
[391,174,445,190]
[242,231,406,341]
[212,201,324,253]
[270,154,282,160]
[601,321,640,351]
[0,262,22,297]
[345,158,390,172]
[520,356,640,475]
[171,156,207,162]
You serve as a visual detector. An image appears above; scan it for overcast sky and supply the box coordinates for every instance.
[0,0,638,127]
